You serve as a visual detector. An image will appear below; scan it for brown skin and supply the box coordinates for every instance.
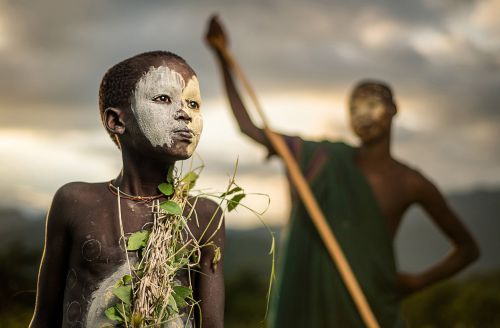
[205,15,479,298]
[30,59,224,327]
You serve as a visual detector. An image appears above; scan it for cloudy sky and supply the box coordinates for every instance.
[0,0,499,228]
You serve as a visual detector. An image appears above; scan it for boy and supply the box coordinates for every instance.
[30,51,224,327]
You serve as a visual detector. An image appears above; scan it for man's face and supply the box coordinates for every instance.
[130,64,203,159]
[349,94,394,143]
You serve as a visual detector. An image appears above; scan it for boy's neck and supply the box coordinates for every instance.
[114,149,175,197]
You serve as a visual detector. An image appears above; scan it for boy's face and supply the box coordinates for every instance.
[349,94,394,143]
[130,64,203,159]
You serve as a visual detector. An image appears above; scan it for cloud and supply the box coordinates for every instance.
[0,0,499,227]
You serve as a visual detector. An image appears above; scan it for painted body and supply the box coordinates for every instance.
[85,258,192,327]
[39,182,217,327]
[30,52,225,328]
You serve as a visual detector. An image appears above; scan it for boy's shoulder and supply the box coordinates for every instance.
[53,181,108,204]
[190,196,219,213]
[50,181,110,220]
[187,196,224,242]
[45,182,109,237]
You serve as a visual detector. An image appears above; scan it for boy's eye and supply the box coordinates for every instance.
[152,95,171,103]
[187,100,200,110]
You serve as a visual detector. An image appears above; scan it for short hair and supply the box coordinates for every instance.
[350,79,396,112]
[98,50,195,148]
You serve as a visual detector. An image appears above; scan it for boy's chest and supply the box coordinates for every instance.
[62,196,206,326]
[68,199,202,270]
[69,202,157,269]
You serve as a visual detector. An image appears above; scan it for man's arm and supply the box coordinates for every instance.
[205,16,272,150]
[30,186,72,327]
[398,173,480,297]
[194,199,225,328]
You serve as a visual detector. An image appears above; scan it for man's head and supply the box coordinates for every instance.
[348,80,397,143]
[99,51,202,160]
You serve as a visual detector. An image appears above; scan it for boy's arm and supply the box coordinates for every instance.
[205,16,274,151]
[398,173,480,297]
[30,186,72,327]
[195,199,225,328]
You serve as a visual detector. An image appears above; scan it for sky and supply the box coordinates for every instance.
[0,0,499,228]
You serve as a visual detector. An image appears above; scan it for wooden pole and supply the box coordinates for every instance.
[218,47,380,328]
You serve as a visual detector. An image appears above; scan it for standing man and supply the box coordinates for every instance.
[205,17,479,327]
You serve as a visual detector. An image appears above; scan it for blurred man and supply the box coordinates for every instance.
[206,16,479,327]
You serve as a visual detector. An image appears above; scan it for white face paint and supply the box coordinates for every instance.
[131,65,203,156]
[350,95,391,141]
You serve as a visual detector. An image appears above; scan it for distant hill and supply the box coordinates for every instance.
[0,187,498,279]
[395,188,500,275]
[0,188,497,328]
[227,187,500,278]
[224,226,279,279]
[0,209,44,250]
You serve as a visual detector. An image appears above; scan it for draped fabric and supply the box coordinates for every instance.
[268,139,404,328]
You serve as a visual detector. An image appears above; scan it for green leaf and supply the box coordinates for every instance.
[113,274,132,288]
[115,302,130,317]
[167,165,175,183]
[160,200,183,216]
[172,285,192,309]
[181,171,198,190]
[127,230,149,251]
[168,293,179,313]
[228,193,245,212]
[182,171,198,183]
[112,285,132,305]
[114,279,122,288]
[212,246,221,270]
[221,186,242,198]
[105,306,124,322]
[174,249,190,267]
[158,182,174,196]
[173,285,192,298]
[122,274,132,284]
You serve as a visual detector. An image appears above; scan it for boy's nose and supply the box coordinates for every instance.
[174,108,192,122]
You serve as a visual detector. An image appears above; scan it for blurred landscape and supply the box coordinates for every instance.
[1,0,499,326]
[0,187,498,327]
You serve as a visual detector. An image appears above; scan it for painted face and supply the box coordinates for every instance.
[131,65,203,157]
[349,95,393,142]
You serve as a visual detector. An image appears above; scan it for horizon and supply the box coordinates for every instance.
[1,0,499,228]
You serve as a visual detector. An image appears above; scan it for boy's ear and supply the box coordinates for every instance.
[104,107,126,135]
[391,103,398,116]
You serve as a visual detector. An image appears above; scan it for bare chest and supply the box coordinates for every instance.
[358,169,413,234]
[62,200,196,326]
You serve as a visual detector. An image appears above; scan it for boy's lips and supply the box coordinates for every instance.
[173,128,194,140]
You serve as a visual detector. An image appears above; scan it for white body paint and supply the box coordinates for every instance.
[131,66,203,156]
[85,259,191,327]
[86,261,131,327]
[350,95,390,140]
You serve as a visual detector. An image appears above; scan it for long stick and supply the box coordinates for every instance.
[218,47,380,328]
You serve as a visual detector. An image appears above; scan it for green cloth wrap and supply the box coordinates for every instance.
[268,140,404,328]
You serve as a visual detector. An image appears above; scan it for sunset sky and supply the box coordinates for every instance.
[0,0,499,228]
